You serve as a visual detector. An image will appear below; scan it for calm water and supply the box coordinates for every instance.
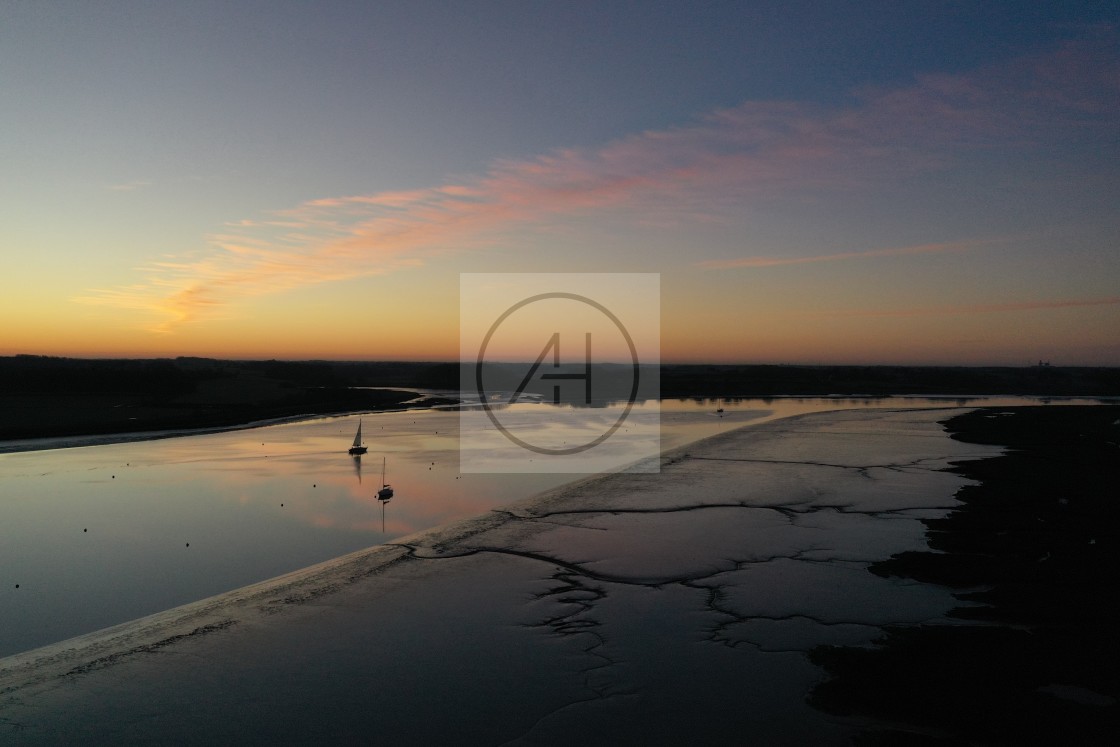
[0,396,1097,657]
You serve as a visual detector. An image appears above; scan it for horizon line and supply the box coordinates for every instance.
[2,353,1115,369]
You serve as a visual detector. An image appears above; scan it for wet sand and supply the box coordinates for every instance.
[0,408,1005,743]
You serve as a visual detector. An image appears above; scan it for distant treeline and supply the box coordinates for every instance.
[658,363,1120,398]
[2,355,1118,398]
[0,356,458,396]
[0,356,196,396]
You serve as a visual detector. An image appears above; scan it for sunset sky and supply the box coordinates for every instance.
[3,1,1118,365]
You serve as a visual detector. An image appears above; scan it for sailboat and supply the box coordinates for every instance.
[377,456,394,501]
[715,398,725,415]
[348,419,368,455]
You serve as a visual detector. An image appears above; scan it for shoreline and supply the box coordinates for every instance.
[809,404,1120,743]
[0,395,455,455]
[3,392,1111,456]
[1,406,1000,743]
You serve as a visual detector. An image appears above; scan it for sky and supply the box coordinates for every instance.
[2,1,1118,365]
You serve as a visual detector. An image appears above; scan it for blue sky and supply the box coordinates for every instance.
[2,1,1118,363]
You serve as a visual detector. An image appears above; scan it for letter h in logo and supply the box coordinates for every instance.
[510,332,592,405]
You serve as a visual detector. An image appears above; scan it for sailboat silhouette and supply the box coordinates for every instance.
[348,419,368,455]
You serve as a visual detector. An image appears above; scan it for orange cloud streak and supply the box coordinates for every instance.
[74,35,1118,333]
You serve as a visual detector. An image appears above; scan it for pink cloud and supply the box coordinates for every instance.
[76,34,1118,331]
[698,239,993,270]
[823,296,1120,318]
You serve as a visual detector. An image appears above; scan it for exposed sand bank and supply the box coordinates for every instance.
[0,407,999,744]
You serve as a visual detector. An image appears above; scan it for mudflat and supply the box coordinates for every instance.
[1,406,1015,744]
[811,405,1120,744]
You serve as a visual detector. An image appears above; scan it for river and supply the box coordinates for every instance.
[0,395,1101,657]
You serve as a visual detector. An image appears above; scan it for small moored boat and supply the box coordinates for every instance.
[377,456,393,500]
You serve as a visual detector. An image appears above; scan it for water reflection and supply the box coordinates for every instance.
[0,396,1103,657]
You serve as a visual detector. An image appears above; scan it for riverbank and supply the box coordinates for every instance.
[0,395,456,454]
[1,406,1002,744]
